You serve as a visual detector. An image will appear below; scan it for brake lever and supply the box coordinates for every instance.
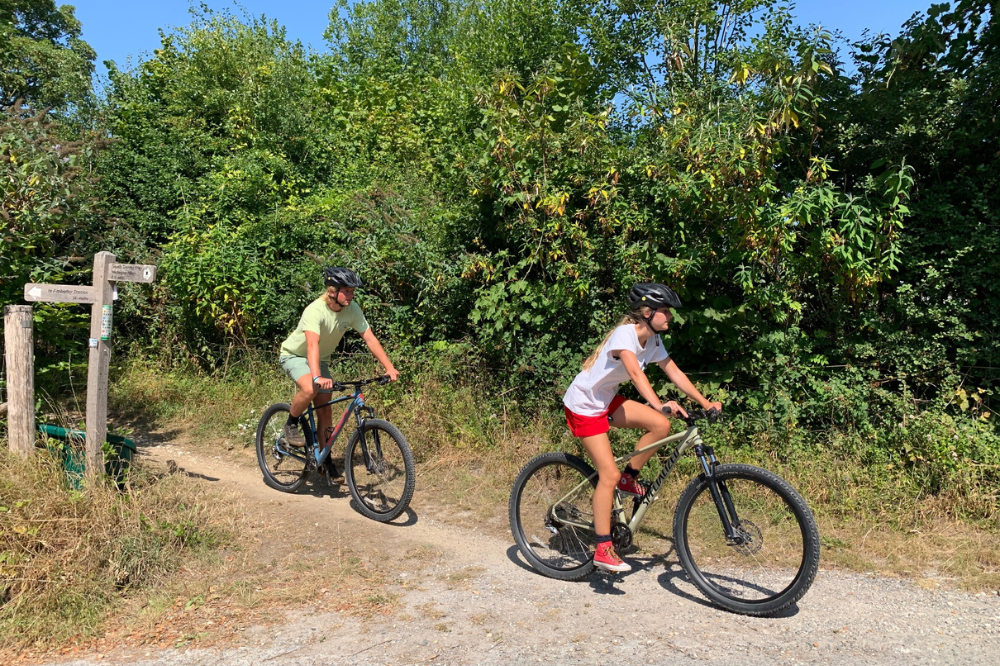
[378,374,391,385]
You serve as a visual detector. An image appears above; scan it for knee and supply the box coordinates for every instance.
[651,413,672,438]
[599,468,622,488]
[299,385,318,401]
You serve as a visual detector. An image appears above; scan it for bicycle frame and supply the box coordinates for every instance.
[550,421,745,542]
[305,389,376,466]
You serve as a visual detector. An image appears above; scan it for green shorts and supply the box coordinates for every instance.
[279,355,334,393]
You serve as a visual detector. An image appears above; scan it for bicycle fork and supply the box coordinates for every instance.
[694,444,747,545]
[357,410,385,474]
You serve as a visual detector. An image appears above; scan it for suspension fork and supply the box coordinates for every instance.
[356,404,383,472]
[695,444,744,542]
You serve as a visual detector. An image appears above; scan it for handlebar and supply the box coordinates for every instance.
[323,375,392,392]
[661,405,722,427]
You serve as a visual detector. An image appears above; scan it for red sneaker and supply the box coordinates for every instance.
[593,542,631,573]
[616,473,646,497]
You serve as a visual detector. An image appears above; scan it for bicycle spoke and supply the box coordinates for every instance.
[677,468,817,609]
[345,419,415,522]
[511,455,597,577]
[255,403,309,492]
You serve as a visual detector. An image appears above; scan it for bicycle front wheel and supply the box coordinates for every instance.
[255,403,309,492]
[509,452,598,580]
[673,464,820,616]
[344,419,415,522]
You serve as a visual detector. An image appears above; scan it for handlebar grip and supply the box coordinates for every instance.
[661,405,673,416]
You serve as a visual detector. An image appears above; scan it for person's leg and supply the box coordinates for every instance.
[608,400,672,472]
[290,372,318,418]
[578,432,631,572]
[577,433,620,536]
[312,361,335,445]
[313,396,333,446]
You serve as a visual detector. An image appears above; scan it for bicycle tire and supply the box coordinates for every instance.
[255,403,309,492]
[343,419,415,522]
[509,452,598,580]
[673,464,820,616]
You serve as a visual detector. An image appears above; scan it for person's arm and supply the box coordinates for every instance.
[659,358,722,412]
[619,350,667,412]
[304,331,333,389]
[360,328,399,381]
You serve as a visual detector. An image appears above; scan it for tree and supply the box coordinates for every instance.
[826,0,999,400]
[0,102,106,352]
[0,0,95,110]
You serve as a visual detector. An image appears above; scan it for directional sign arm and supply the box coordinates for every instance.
[23,283,97,304]
[108,263,156,283]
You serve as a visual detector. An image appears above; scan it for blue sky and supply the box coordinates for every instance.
[73,0,935,79]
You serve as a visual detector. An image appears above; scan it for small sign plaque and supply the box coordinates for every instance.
[24,283,97,304]
[108,263,156,283]
[100,305,113,341]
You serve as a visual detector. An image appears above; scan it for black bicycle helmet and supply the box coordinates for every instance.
[627,283,682,311]
[323,267,363,289]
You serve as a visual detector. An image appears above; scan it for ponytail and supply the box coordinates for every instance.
[581,307,652,371]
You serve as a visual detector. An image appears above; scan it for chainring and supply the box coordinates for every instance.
[611,522,633,552]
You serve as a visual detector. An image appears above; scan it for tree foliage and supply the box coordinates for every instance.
[0,102,106,351]
[2,0,998,492]
[0,0,95,109]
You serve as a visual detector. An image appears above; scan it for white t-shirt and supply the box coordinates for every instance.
[563,324,668,416]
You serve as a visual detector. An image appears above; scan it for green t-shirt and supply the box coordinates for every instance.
[278,297,370,362]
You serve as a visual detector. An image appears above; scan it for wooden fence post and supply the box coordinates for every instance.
[4,305,35,456]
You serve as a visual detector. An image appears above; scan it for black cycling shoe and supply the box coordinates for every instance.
[324,458,343,483]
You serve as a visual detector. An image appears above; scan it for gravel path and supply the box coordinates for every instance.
[42,443,999,666]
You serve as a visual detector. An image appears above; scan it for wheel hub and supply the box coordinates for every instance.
[729,520,763,555]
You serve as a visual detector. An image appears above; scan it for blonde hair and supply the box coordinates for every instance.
[581,307,652,371]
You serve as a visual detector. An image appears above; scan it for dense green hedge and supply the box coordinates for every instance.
[2,1,997,495]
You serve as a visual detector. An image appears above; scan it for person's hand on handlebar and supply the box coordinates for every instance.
[660,401,688,418]
[313,376,334,391]
[703,400,723,416]
[384,367,400,382]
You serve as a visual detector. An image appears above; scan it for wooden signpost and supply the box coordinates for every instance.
[15,251,156,479]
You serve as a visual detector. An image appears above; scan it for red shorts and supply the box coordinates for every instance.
[564,395,627,438]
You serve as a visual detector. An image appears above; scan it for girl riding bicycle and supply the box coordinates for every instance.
[563,283,722,572]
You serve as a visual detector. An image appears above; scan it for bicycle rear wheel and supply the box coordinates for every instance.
[509,452,598,580]
[255,403,309,492]
[344,419,415,522]
[673,464,820,616]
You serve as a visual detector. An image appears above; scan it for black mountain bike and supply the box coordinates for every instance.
[255,375,415,522]
[509,409,820,616]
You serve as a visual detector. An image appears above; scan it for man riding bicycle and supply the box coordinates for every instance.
[278,267,399,447]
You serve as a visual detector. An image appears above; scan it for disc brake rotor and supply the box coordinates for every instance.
[729,520,763,556]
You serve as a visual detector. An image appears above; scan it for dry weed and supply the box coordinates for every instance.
[0,450,239,657]
[0,448,398,663]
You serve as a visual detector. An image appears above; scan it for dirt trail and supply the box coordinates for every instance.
[46,441,999,666]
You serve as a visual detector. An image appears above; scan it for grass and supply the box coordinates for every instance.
[102,353,1000,593]
[3,349,998,657]
[0,437,397,663]
[0,449,237,655]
